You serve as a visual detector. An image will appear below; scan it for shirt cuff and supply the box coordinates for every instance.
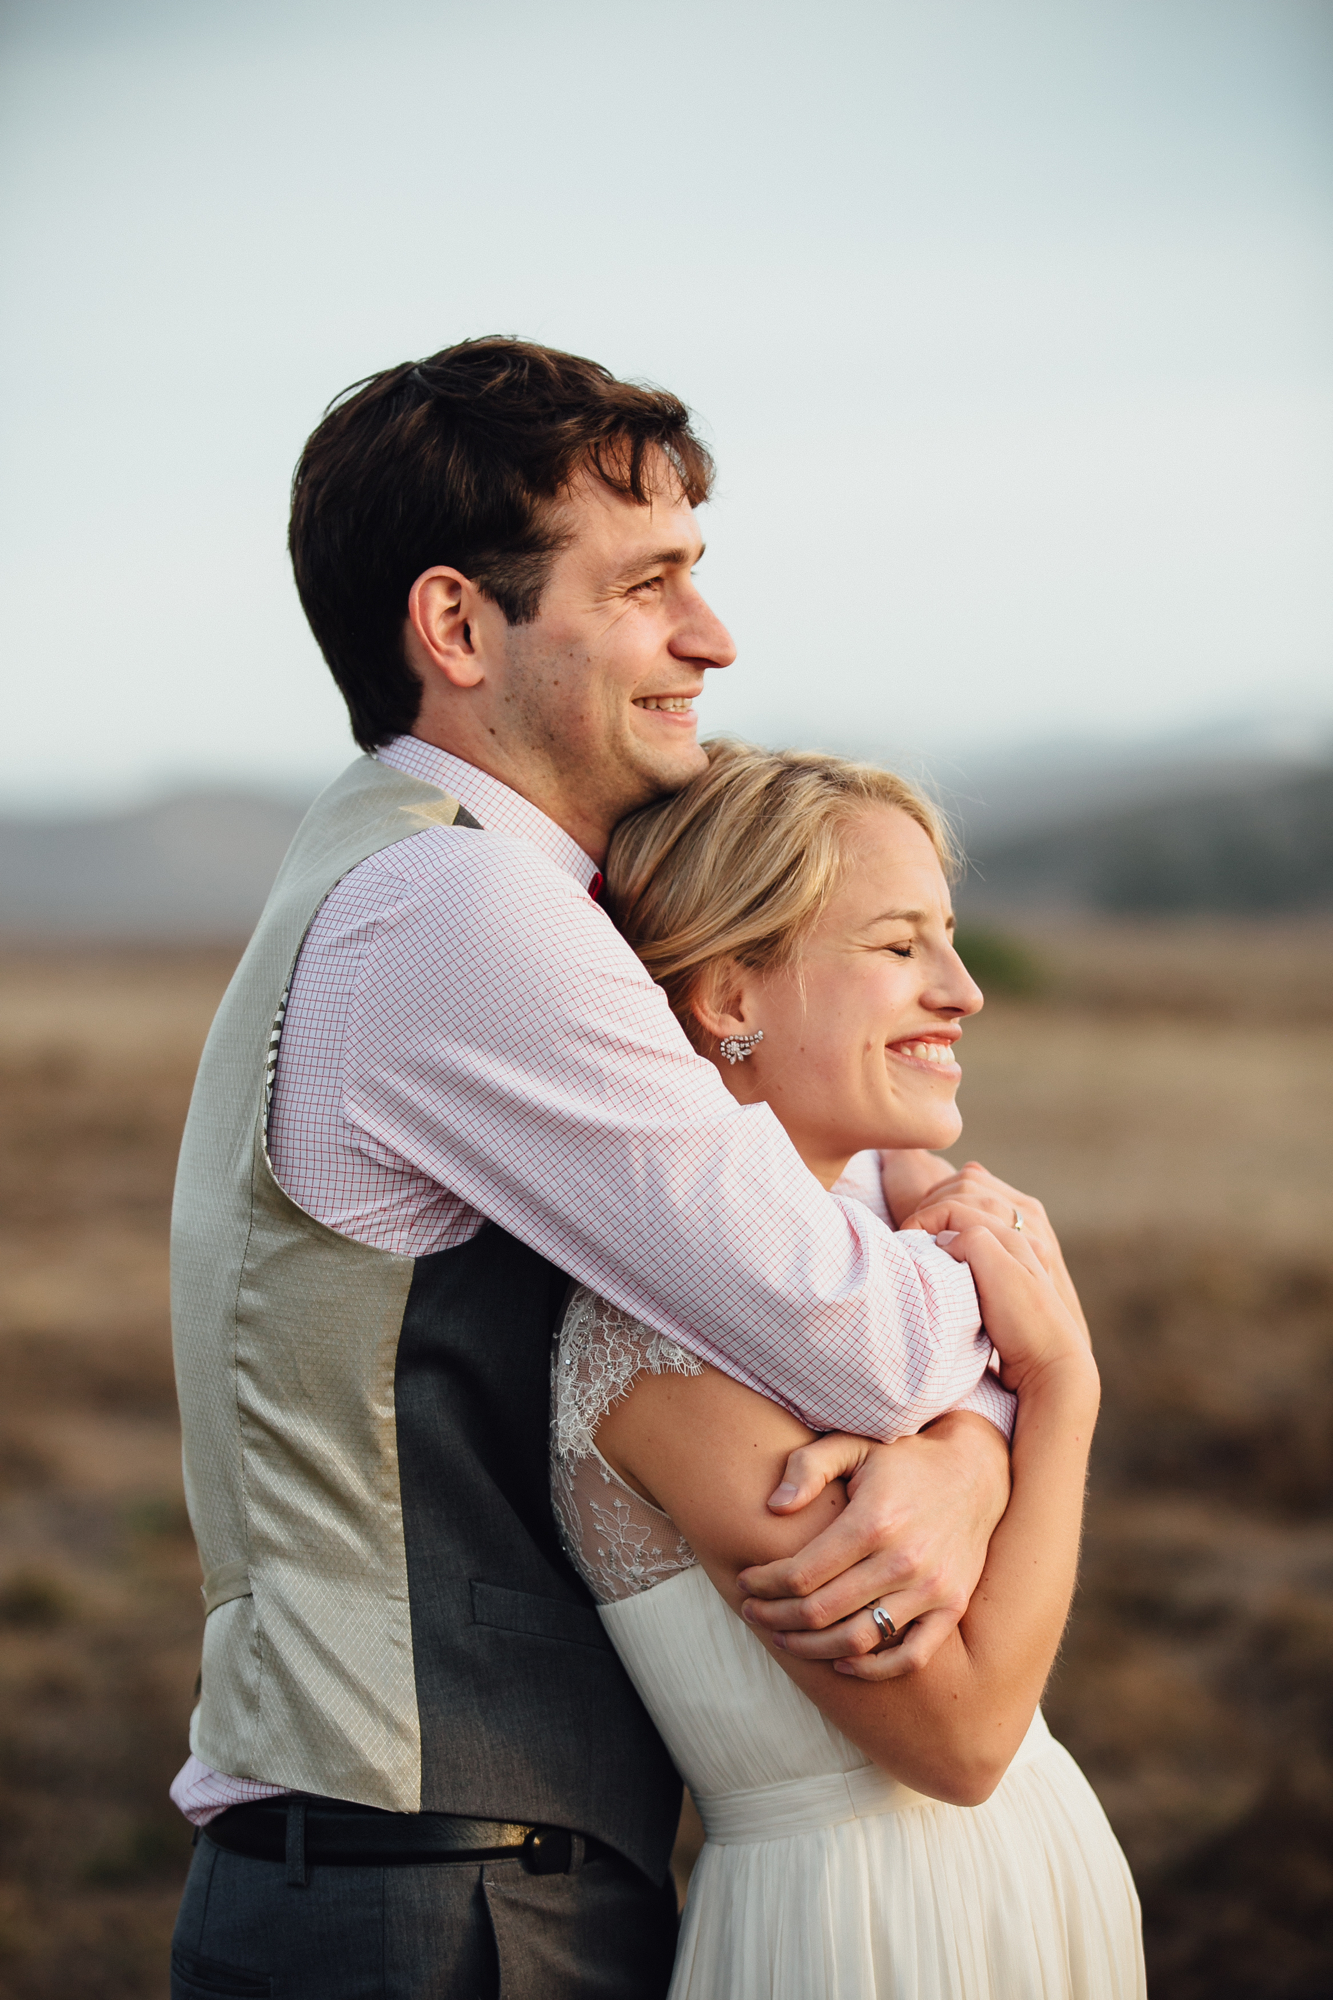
[951,1369,1016,1441]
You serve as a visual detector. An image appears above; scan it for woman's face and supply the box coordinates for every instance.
[706,805,983,1187]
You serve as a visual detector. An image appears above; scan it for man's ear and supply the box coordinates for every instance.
[405,567,488,690]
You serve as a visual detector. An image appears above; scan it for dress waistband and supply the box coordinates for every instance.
[695,1710,1053,1845]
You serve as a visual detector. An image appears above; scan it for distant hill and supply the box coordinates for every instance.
[0,790,309,938]
[961,764,1333,915]
[1,757,1330,938]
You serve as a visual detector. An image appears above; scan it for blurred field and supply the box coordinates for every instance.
[0,924,1330,1998]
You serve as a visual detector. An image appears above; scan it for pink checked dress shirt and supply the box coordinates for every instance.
[172,735,1012,1825]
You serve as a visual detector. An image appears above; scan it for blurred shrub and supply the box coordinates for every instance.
[122,1495,191,1539]
[0,1568,70,1629]
[1078,1244,1333,1518]
[952,925,1044,997]
[81,1817,191,1888]
[1051,1236,1333,1996]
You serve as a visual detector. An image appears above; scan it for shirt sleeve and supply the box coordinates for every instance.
[304,828,1000,1441]
[832,1154,1015,1441]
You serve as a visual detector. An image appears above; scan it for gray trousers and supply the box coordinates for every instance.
[170,1832,678,1999]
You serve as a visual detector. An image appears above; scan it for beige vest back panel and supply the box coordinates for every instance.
[171,755,464,1810]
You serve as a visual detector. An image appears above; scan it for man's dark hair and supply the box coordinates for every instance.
[288,336,715,751]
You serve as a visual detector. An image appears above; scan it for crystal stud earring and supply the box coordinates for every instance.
[719,1029,764,1065]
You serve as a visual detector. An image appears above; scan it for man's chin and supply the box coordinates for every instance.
[624,734,709,805]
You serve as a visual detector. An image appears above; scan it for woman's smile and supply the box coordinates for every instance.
[696,805,984,1186]
[886,1033,962,1078]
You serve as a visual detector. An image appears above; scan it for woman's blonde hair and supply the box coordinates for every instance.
[605,740,956,1047]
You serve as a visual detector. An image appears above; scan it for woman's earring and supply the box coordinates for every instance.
[719,1030,764,1065]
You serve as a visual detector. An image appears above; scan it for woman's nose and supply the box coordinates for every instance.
[933,954,984,1017]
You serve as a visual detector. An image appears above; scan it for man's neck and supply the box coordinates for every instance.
[408,725,611,865]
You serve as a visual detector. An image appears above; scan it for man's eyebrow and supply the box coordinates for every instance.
[612,542,705,581]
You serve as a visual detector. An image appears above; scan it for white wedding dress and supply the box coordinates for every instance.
[552,1275,1145,1999]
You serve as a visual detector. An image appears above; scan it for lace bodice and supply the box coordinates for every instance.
[551,1286,704,1605]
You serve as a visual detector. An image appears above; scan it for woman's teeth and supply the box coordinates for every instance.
[636,697,693,711]
[894,1041,957,1066]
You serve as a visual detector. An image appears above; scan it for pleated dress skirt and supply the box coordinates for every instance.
[601,1567,1146,2000]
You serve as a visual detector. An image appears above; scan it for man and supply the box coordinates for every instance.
[168,339,1018,2000]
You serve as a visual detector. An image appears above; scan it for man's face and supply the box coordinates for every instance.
[493,461,736,843]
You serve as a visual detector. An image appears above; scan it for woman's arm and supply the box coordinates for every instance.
[594,1222,1098,1808]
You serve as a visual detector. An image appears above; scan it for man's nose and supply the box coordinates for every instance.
[674,589,737,669]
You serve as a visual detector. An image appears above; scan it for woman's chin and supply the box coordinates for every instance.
[886,1111,963,1154]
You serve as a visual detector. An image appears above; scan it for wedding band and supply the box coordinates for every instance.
[1011,1207,1025,1232]
[870,1604,897,1643]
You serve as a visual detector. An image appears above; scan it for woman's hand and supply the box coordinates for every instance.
[877,1149,953,1228]
[933,1216,1096,1397]
[899,1161,1088,1340]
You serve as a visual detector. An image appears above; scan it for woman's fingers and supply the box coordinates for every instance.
[905,1196,1043,1254]
[941,1162,1050,1225]
[904,1161,1031,1213]
[877,1148,955,1228]
[939,1215,1050,1280]
[904,1164,1062,1266]
[768,1433,871,1512]
[906,1199,1047,1272]
[935,1225,1090,1385]
[925,1169,1090,1341]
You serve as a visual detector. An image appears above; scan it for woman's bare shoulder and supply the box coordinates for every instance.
[594,1360,847,1608]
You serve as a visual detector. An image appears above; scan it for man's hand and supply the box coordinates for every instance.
[899,1161,1088,1339]
[736,1411,1011,1680]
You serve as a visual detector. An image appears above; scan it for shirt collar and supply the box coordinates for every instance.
[376,736,602,893]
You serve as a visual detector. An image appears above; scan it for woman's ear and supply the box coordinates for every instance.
[687,961,759,1051]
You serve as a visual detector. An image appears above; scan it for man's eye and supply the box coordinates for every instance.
[631,575,663,593]
[887,944,915,959]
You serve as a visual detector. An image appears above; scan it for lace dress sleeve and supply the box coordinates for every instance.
[551,1286,703,1606]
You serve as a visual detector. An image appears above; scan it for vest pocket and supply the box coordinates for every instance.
[194,1593,264,1773]
[470,1580,611,1652]
[202,1560,252,1615]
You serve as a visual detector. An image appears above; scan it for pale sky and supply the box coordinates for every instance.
[2,0,1330,810]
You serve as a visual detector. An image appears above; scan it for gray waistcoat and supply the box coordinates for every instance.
[171,754,681,1879]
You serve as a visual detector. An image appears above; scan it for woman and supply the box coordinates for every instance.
[551,742,1144,2000]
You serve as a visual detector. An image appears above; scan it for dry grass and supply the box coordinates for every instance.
[0,928,1329,1997]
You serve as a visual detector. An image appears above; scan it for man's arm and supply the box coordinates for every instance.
[746,1180,1088,1663]
[316,831,997,1440]
[279,831,1015,1659]
[740,1414,1011,1671]
[747,1161,1095,1668]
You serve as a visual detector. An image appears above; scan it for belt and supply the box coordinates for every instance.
[204,1797,604,1883]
